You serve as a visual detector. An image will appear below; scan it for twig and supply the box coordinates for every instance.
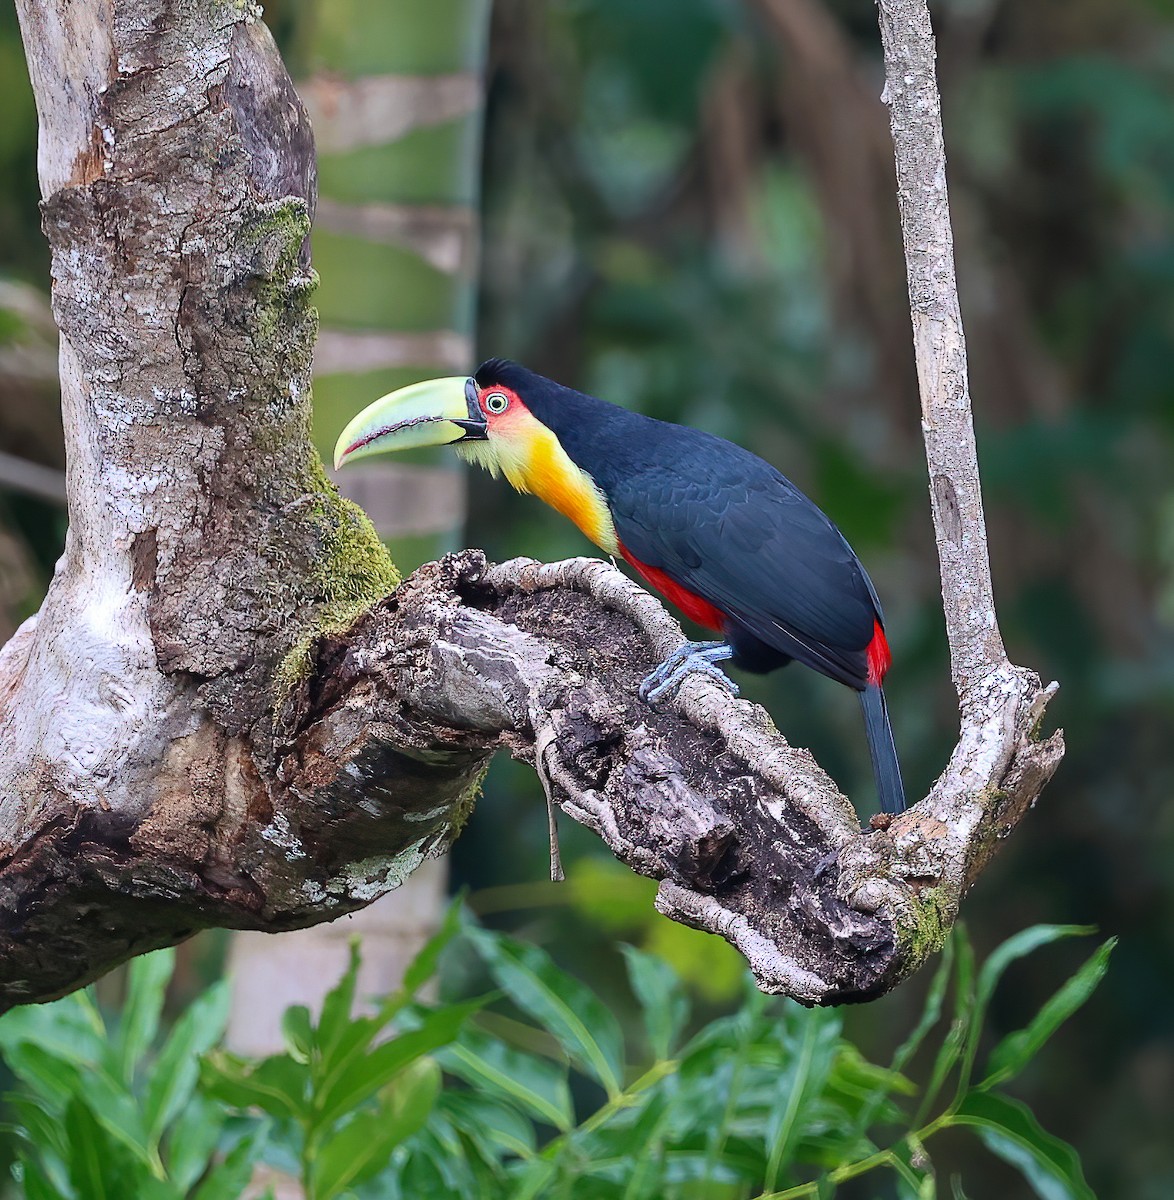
[876,0,1006,688]
[533,724,565,883]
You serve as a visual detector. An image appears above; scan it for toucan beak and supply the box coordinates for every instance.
[333,376,488,470]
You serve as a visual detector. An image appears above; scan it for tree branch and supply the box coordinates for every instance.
[0,0,1061,1011]
[833,0,1064,891]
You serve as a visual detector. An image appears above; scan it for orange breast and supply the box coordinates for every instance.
[522,429,619,554]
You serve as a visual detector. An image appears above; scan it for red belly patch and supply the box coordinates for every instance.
[619,547,725,633]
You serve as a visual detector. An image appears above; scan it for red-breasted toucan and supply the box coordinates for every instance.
[335,359,905,814]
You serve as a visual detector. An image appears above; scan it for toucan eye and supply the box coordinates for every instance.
[484,391,510,415]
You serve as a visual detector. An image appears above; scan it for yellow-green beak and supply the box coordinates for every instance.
[333,375,487,470]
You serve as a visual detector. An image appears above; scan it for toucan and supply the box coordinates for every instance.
[334,359,906,814]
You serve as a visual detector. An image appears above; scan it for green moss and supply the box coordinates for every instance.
[272,452,401,701]
[229,201,399,704]
[240,197,312,261]
[239,198,317,345]
[895,779,1017,975]
[899,884,953,971]
[222,0,262,18]
[450,761,490,839]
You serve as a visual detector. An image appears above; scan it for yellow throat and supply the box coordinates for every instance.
[457,417,619,555]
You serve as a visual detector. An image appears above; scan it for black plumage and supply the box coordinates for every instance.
[478,360,881,681]
[474,359,905,813]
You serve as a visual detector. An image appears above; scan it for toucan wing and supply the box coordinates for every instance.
[606,438,880,688]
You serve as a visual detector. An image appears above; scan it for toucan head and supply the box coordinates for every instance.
[334,359,550,473]
[334,359,622,553]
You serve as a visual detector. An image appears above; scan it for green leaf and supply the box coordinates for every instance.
[951,1175,975,1200]
[763,1006,840,1189]
[308,947,399,1095]
[15,1159,70,1200]
[960,925,1094,1091]
[621,943,690,1060]
[829,1044,916,1131]
[894,935,955,1073]
[439,1027,573,1131]
[164,1093,225,1191]
[201,1052,309,1122]
[953,1090,1095,1200]
[974,925,1096,1011]
[615,1089,675,1194]
[619,1126,669,1200]
[314,1000,476,1127]
[467,926,625,1097]
[143,980,231,1141]
[79,1067,162,1176]
[311,1011,381,1094]
[835,1045,917,1099]
[401,896,464,996]
[137,1180,187,1200]
[982,938,1115,1087]
[315,941,361,1064]
[118,950,175,1083]
[4,1095,70,1163]
[505,1157,558,1200]
[388,1053,443,1126]
[310,1110,402,1199]
[0,991,107,1069]
[917,927,975,1121]
[63,1098,116,1200]
[310,1059,439,1199]
[441,1090,536,1160]
[192,1130,266,1200]
[281,1006,314,1065]
[1,1042,87,1108]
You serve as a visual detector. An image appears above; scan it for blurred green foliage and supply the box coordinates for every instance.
[0,10,41,285]
[0,952,252,1199]
[0,907,1113,1199]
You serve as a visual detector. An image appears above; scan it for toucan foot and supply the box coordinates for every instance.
[640,641,738,704]
[639,640,723,696]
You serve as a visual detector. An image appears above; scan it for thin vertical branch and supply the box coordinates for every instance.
[876,0,1006,691]
[829,1,1064,914]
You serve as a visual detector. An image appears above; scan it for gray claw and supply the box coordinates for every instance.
[640,643,738,705]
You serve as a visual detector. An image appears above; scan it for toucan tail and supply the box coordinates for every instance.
[859,684,906,815]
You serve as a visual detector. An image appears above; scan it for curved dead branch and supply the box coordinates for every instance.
[282,545,1059,1007]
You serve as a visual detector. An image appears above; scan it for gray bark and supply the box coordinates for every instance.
[0,0,1061,1012]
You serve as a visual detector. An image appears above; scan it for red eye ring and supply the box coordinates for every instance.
[484,391,510,414]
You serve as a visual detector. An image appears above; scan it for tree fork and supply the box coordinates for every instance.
[0,0,1061,1011]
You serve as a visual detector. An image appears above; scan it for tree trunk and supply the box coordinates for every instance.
[1,0,1061,1013]
[224,0,490,1059]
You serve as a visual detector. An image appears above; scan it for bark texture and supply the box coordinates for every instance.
[2,0,400,1007]
[0,0,1061,1012]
